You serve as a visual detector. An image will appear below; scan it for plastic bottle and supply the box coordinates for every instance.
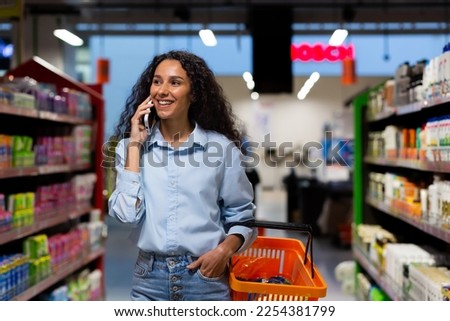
[428,175,442,225]
[442,43,450,96]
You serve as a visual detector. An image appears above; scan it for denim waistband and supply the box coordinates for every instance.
[138,250,198,263]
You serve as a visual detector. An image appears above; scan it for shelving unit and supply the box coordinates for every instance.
[352,87,450,301]
[0,201,93,246]
[352,246,404,301]
[0,56,105,300]
[12,248,104,301]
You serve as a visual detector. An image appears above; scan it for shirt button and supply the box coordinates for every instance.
[172,286,179,291]
[171,276,178,282]
[168,261,176,267]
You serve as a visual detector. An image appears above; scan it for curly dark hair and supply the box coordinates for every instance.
[112,49,243,147]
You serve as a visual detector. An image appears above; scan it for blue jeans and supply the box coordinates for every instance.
[131,250,231,301]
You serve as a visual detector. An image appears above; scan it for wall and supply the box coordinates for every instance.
[20,16,60,69]
[219,75,387,189]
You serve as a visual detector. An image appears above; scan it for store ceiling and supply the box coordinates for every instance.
[21,0,450,34]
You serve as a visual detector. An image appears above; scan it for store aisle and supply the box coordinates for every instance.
[104,189,355,301]
[103,216,138,300]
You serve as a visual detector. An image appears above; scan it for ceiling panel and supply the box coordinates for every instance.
[20,1,448,21]
[12,1,450,35]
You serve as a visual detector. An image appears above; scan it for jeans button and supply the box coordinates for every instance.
[171,276,178,282]
[168,260,175,267]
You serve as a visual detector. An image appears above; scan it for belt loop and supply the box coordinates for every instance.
[148,253,154,272]
[186,253,197,264]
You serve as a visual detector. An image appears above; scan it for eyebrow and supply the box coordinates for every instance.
[153,75,185,81]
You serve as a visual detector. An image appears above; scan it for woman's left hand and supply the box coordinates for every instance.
[186,246,230,278]
[186,234,243,278]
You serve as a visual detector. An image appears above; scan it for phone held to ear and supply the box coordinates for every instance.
[143,100,155,135]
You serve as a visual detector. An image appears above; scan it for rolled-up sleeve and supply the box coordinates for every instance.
[220,144,258,253]
[227,224,257,253]
[108,139,146,226]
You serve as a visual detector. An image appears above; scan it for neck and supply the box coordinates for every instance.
[160,119,194,146]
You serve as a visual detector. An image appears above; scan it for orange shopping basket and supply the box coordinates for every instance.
[229,220,327,301]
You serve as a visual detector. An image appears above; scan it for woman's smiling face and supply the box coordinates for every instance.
[150,59,192,122]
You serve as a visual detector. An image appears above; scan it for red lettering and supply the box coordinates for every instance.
[341,45,354,61]
[291,43,355,62]
[325,46,340,62]
[291,43,312,61]
[313,44,325,61]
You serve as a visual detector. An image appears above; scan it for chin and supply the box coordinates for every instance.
[157,111,175,120]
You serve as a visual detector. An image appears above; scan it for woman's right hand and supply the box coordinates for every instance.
[130,96,154,143]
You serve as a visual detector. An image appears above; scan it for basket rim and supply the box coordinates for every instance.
[229,236,328,298]
[229,271,327,298]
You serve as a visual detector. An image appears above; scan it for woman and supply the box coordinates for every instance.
[108,50,257,301]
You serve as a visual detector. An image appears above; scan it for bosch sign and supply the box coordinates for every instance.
[291,43,355,62]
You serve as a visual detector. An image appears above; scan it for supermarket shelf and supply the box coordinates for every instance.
[12,248,104,301]
[0,201,93,245]
[366,197,450,243]
[0,103,93,125]
[2,56,106,302]
[364,156,450,173]
[0,167,37,178]
[368,94,450,121]
[356,75,450,302]
[396,94,450,115]
[0,163,92,179]
[352,246,403,300]
[395,101,423,115]
[0,104,39,118]
[38,110,93,125]
[366,108,396,122]
[38,163,92,175]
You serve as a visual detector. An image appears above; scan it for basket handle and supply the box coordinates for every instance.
[231,220,315,278]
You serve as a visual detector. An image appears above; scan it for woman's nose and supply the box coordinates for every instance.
[156,83,170,95]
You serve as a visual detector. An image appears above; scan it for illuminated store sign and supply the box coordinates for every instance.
[291,43,355,62]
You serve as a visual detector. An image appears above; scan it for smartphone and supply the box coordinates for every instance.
[143,100,155,135]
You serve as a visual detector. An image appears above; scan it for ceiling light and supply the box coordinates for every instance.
[199,29,217,47]
[328,29,348,46]
[53,29,84,46]
[297,72,320,100]
[242,71,255,90]
[250,92,259,100]
[242,71,253,82]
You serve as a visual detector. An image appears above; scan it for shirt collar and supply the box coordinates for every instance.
[148,121,208,150]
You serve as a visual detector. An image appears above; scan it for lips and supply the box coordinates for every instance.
[156,100,173,106]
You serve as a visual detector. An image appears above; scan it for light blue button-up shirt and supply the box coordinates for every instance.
[108,123,257,257]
